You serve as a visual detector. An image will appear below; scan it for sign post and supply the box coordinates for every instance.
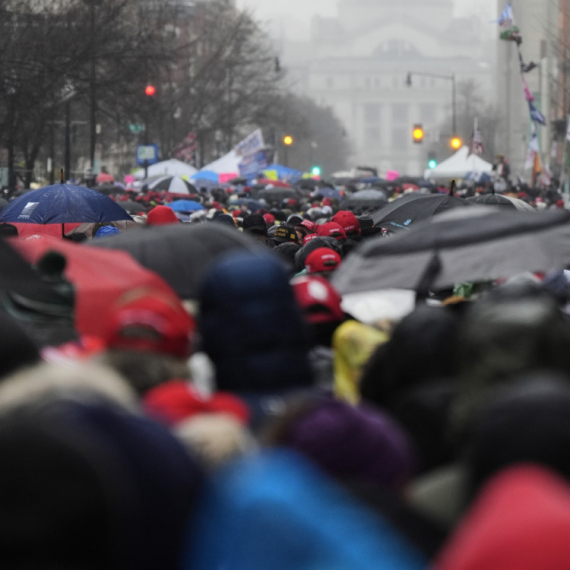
[136,144,159,179]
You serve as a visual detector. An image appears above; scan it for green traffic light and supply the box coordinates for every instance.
[428,160,437,169]
[311,166,322,176]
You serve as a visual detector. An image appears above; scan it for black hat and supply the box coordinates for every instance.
[357,216,382,237]
[243,214,267,236]
[273,224,299,245]
[287,214,304,226]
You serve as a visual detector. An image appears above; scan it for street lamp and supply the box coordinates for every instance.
[83,0,103,177]
[407,71,457,138]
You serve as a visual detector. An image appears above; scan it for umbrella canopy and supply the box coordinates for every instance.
[117,200,145,214]
[230,198,264,211]
[371,193,470,231]
[93,223,259,299]
[332,210,570,295]
[0,184,133,225]
[425,146,493,180]
[315,187,343,200]
[147,176,197,195]
[191,170,219,183]
[96,184,126,196]
[12,237,176,338]
[343,189,388,210]
[168,200,205,213]
[256,179,292,188]
[256,187,301,202]
[469,194,536,212]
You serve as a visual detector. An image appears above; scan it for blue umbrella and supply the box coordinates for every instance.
[232,198,264,211]
[168,200,205,213]
[192,179,221,191]
[191,170,219,182]
[0,184,133,225]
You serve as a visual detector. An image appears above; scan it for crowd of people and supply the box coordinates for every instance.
[0,170,569,569]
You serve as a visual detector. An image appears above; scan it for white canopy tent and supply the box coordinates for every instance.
[425,146,493,180]
[200,150,241,175]
[134,159,198,180]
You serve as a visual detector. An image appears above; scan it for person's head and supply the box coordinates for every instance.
[332,211,361,240]
[146,206,179,227]
[272,224,300,246]
[95,225,120,239]
[199,252,313,396]
[305,248,342,279]
[292,275,344,347]
[274,242,301,274]
[212,214,236,228]
[263,395,415,491]
[317,222,347,244]
[243,213,267,239]
[296,219,317,241]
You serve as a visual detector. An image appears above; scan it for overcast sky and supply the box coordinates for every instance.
[238,0,497,40]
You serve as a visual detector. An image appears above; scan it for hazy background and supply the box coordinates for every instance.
[238,0,498,41]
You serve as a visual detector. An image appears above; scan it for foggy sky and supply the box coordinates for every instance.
[238,0,498,40]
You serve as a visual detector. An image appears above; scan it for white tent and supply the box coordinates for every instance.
[425,146,493,180]
[134,159,198,180]
[200,150,241,175]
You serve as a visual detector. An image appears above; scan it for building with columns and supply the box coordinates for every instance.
[284,0,495,175]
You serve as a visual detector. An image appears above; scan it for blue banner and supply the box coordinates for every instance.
[239,150,269,179]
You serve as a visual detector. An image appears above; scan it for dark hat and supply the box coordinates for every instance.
[357,216,382,237]
[212,214,236,228]
[287,214,304,226]
[273,224,299,245]
[243,214,267,236]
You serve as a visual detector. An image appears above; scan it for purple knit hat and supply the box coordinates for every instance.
[285,398,415,489]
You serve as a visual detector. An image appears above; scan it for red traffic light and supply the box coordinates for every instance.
[145,85,156,97]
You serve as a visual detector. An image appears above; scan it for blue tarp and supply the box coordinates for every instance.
[0,184,133,224]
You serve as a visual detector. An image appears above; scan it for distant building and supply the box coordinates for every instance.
[283,0,495,175]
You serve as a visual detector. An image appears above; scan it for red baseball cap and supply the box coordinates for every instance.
[146,206,179,226]
[292,276,344,324]
[263,213,276,226]
[143,380,250,426]
[317,222,347,242]
[305,248,342,274]
[298,219,317,233]
[104,292,195,359]
[322,198,333,207]
[332,211,361,237]
[303,234,320,245]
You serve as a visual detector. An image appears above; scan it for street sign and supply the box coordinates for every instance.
[128,124,146,134]
[136,144,159,166]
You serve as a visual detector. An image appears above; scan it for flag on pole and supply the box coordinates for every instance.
[524,128,540,170]
[467,118,485,157]
[529,102,546,126]
[522,76,535,102]
[497,3,515,26]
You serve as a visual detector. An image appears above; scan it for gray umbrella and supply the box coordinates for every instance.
[332,210,570,295]
[343,189,388,210]
[92,223,260,299]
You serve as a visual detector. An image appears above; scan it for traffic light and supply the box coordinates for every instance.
[311,166,322,177]
[427,151,438,169]
[413,124,424,144]
[283,135,294,146]
[450,136,462,150]
[145,84,156,97]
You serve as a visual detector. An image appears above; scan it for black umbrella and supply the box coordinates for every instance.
[92,223,260,299]
[117,200,145,214]
[371,193,470,231]
[256,187,301,202]
[96,184,125,195]
[468,194,535,212]
[332,210,570,296]
[343,189,388,210]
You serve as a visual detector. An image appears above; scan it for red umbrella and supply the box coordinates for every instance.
[256,179,292,188]
[96,172,115,184]
[12,237,179,338]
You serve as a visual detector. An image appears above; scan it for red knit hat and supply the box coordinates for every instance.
[317,222,347,242]
[305,248,342,274]
[146,205,179,226]
[293,276,344,324]
[332,211,361,237]
[143,381,250,426]
[104,292,195,359]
